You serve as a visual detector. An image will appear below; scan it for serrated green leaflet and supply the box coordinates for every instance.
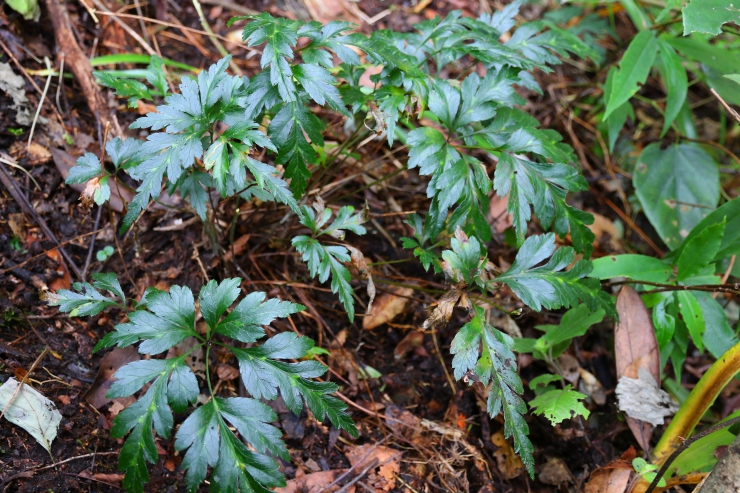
[529,386,590,425]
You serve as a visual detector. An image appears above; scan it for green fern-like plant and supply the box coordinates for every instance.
[59,2,616,483]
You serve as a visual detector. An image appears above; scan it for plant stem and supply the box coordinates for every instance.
[653,341,740,464]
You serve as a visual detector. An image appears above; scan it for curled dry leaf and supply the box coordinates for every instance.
[583,447,636,493]
[346,244,375,313]
[539,457,573,486]
[345,443,402,491]
[579,368,607,406]
[363,286,413,330]
[615,286,661,451]
[8,213,26,241]
[394,331,424,360]
[422,289,463,330]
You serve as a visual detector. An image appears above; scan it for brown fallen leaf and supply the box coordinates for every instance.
[346,244,375,313]
[489,194,512,234]
[78,470,125,484]
[393,331,424,360]
[583,447,636,493]
[362,286,413,330]
[491,430,524,480]
[274,469,348,493]
[85,346,140,409]
[587,211,621,251]
[422,289,464,330]
[211,234,251,267]
[345,443,402,490]
[216,364,239,381]
[615,286,661,451]
[539,457,572,485]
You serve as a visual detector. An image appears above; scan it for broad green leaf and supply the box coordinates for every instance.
[216,397,287,459]
[677,291,705,352]
[211,424,285,492]
[174,399,220,492]
[589,254,673,283]
[94,71,152,107]
[5,0,39,20]
[671,196,740,263]
[538,304,605,348]
[529,386,590,425]
[603,67,634,152]
[231,334,357,436]
[653,296,676,349]
[693,291,738,358]
[441,231,484,286]
[46,281,120,318]
[676,219,725,281]
[241,14,298,102]
[493,153,592,250]
[726,74,740,85]
[657,39,688,137]
[683,0,740,35]
[633,143,719,250]
[603,30,659,120]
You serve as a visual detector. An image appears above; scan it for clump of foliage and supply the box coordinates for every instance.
[47,274,356,492]
[58,0,740,489]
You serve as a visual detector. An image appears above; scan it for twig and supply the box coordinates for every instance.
[608,279,740,295]
[27,57,53,152]
[318,437,387,492]
[0,347,50,422]
[0,227,107,275]
[0,159,83,280]
[43,0,119,141]
[711,88,740,124]
[81,205,103,279]
[88,0,156,56]
[645,416,740,493]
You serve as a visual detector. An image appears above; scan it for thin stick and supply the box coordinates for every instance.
[711,88,740,124]
[0,347,50,422]
[0,160,83,280]
[1,227,107,274]
[27,57,54,152]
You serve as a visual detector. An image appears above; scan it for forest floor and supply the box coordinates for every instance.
[0,0,735,492]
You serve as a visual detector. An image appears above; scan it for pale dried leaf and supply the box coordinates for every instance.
[363,287,413,330]
[584,468,632,493]
[422,289,462,330]
[274,469,347,493]
[0,378,62,453]
[616,367,678,426]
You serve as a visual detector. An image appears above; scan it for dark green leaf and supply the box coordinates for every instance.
[634,143,719,250]
[603,30,659,120]
[589,254,673,283]
[676,219,725,281]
